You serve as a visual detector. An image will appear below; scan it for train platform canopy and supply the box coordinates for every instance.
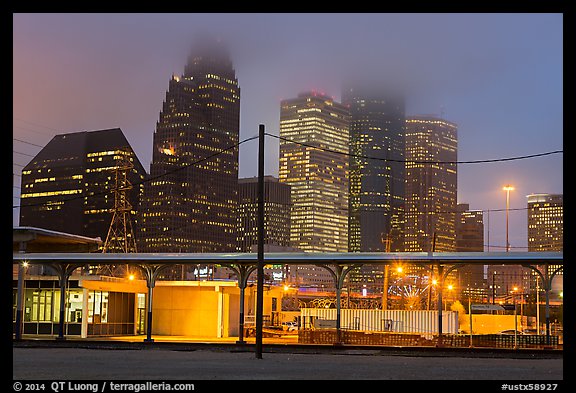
[12,250,562,267]
[13,226,102,253]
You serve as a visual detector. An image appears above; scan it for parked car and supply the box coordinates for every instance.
[282,321,299,332]
[522,329,543,335]
[498,329,527,335]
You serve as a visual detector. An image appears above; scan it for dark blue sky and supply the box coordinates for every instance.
[13,13,563,250]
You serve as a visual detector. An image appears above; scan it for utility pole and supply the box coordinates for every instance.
[427,232,437,310]
[381,233,391,310]
[255,124,265,359]
[503,185,514,252]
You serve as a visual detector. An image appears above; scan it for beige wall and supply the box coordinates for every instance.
[227,292,240,336]
[152,283,284,337]
[153,286,221,336]
[151,283,288,337]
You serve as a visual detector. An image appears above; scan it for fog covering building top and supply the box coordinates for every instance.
[342,84,406,253]
[139,36,240,252]
[18,128,146,244]
[341,84,406,294]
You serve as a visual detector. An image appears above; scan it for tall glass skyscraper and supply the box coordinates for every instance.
[405,115,458,253]
[342,85,405,295]
[342,85,405,252]
[139,37,240,252]
[279,91,350,253]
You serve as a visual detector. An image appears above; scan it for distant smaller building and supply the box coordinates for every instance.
[527,193,563,302]
[236,176,291,252]
[527,194,563,252]
[455,203,484,252]
[456,203,486,302]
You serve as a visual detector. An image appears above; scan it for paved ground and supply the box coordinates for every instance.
[13,346,563,380]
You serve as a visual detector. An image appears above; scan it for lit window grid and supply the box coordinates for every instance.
[404,117,458,252]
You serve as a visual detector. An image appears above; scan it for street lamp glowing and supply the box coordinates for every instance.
[447,284,454,291]
[431,279,438,286]
[283,285,289,292]
[503,185,514,252]
[396,266,403,274]
[513,286,518,292]
[128,274,135,281]
[22,261,29,268]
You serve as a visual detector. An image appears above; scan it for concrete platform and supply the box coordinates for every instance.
[13,344,563,381]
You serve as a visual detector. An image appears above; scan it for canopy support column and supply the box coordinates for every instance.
[52,263,82,340]
[316,264,360,345]
[137,264,168,343]
[225,264,257,344]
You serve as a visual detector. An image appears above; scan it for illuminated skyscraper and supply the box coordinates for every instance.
[139,37,240,252]
[405,115,457,252]
[19,128,146,242]
[279,92,350,253]
[343,85,405,252]
[527,194,563,251]
[341,85,405,294]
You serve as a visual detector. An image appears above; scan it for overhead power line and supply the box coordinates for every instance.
[13,135,259,210]
[13,138,45,148]
[268,199,532,216]
[265,133,563,165]
[13,117,60,132]
[13,125,54,137]
[14,150,35,158]
[12,130,562,220]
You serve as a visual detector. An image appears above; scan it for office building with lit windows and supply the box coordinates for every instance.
[527,193,563,251]
[139,37,240,253]
[527,193,563,300]
[341,85,405,294]
[405,115,458,253]
[456,203,484,252]
[237,176,291,252]
[19,128,146,243]
[456,203,487,301]
[343,85,406,252]
[279,91,350,252]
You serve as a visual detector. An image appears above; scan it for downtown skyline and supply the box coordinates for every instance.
[13,13,563,251]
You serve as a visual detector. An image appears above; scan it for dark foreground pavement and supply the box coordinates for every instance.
[13,345,563,381]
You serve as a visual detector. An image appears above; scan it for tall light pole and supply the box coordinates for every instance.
[503,185,514,252]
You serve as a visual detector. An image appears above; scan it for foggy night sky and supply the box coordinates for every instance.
[12,13,563,251]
